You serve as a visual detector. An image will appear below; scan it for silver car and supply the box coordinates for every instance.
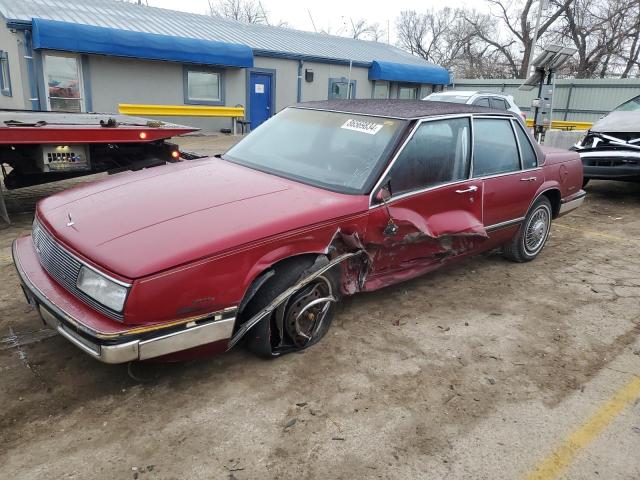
[424,90,526,121]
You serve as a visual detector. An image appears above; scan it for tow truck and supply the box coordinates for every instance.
[0,110,198,223]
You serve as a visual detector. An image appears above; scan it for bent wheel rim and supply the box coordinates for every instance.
[284,276,335,348]
[523,206,550,255]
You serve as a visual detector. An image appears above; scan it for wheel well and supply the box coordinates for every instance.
[237,253,322,317]
[541,189,561,218]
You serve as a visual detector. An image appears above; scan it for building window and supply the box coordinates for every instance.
[184,68,223,105]
[373,81,389,99]
[44,53,84,112]
[328,78,356,99]
[0,51,11,97]
[398,85,419,100]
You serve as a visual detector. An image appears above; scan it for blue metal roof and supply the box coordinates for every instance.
[32,18,253,68]
[1,0,449,83]
[369,61,450,85]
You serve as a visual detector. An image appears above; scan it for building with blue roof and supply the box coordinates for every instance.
[0,0,450,131]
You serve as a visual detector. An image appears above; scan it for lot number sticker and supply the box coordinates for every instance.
[341,119,384,135]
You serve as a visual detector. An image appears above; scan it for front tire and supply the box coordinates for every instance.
[503,197,552,263]
[242,257,340,358]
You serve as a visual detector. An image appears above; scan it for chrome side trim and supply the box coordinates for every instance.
[559,192,586,216]
[485,217,525,232]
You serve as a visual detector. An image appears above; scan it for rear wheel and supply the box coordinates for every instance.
[503,197,552,263]
[243,257,339,358]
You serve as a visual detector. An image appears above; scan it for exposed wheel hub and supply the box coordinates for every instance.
[282,276,335,348]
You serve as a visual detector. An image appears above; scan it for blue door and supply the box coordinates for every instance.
[249,72,272,131]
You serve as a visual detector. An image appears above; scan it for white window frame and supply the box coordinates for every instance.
[372,81,389,99]
[43,52,85,112]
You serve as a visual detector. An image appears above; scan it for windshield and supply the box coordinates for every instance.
[425,93,470,104]
[223,108,405,194]
[614,95,640,112]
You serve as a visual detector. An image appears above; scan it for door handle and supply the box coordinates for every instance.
[455,185,478,194]
[520,177,537,182]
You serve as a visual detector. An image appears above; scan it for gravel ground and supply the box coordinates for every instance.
[0,136,638,479]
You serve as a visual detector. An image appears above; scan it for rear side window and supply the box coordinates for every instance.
[473,97,490,107]
[472,119,520,177]
[514,122,538,169]
[490,97,508,110]
[389,117,471,196]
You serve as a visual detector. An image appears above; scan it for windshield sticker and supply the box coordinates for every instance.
[341,119,384,135]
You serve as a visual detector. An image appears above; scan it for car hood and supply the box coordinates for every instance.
[591,111,640,133]
[37,158,367,278]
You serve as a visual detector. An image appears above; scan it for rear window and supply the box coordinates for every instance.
[425,94,470,104]
[614,95,640,112]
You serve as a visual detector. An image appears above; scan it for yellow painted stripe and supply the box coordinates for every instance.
[554,223,640,244]
[524,376,640,480]
[118,103,244,118]
[525,119,593,131]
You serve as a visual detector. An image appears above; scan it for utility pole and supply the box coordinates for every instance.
[525,0,547,76]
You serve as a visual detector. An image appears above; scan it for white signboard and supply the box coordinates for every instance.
[255,83,265,94]
[340,118,384,135]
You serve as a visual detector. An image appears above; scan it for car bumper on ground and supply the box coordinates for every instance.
[576,149,640,181]
[559,190,587,217]
[12,236,237,363]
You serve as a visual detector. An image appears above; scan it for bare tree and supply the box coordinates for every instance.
[344,18,386,41]
[396,8,513,78]
[464,0,573,78]
[553,0,640,77]
[208,0,287,26]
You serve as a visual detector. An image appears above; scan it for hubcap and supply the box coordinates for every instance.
[524,207,550,254]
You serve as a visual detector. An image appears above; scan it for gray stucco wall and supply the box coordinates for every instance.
[300,62,372,102]
[0,24,30,110]
[87,55,245,132]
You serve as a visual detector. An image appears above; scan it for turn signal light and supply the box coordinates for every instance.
[139,132,147,139]
[171,150,180,159]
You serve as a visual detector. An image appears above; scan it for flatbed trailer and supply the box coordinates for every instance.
[0,110,198,223]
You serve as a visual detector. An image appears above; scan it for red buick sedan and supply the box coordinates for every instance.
[13,100,585,363]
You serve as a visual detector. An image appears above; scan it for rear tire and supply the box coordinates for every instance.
[242,257,340,358]
[503,196,552,263]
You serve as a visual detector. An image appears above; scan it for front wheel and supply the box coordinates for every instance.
[503,197,552,263]
[242,257,340,358]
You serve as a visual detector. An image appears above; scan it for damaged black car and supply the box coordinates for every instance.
[572,94,640,185]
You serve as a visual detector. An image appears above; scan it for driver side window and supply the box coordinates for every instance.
[388,117,471,196]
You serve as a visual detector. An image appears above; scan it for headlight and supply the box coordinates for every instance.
[77,266,128,312]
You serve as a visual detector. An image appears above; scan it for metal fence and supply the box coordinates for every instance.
[452,78,640,123]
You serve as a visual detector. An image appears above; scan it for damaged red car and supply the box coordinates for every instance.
[13,100,586,363]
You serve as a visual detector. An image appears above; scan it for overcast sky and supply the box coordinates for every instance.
[145,0,491,43]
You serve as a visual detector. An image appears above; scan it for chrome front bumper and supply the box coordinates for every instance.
[37,305,235,363]
[13,239,236,364]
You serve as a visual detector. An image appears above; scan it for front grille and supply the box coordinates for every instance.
[32,218,124,321]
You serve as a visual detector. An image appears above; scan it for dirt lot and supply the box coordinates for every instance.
[1,136,639,479]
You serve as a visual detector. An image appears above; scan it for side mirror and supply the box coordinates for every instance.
[375,183,392,203]
[375,182,398,237]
